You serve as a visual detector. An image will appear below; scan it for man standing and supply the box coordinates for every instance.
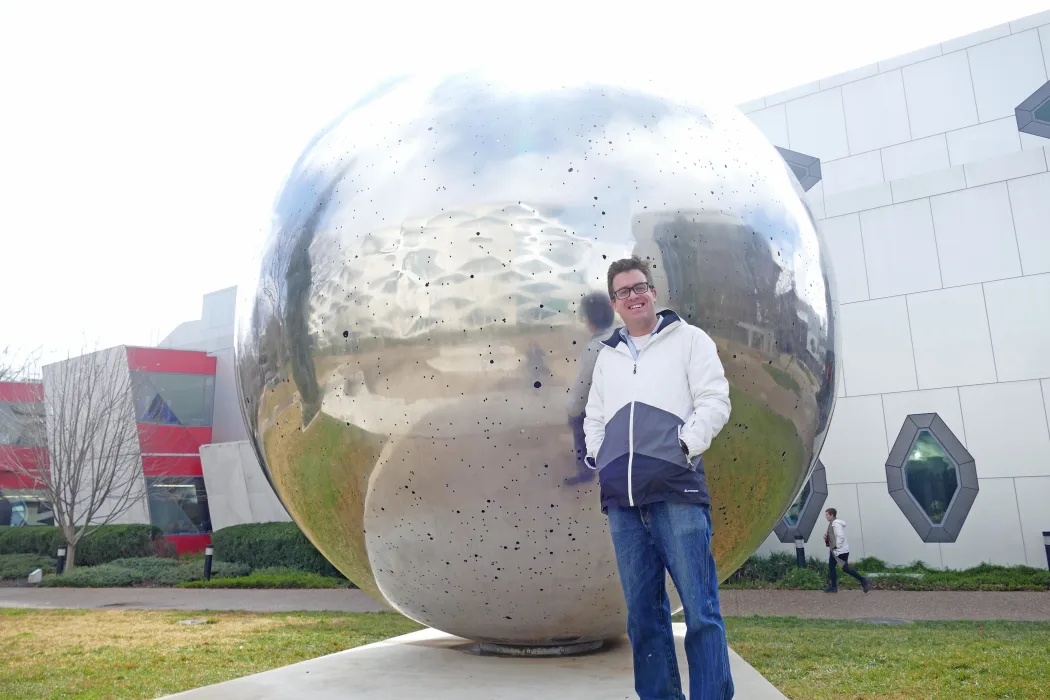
[823,507,871,593]
[584,256,734,700]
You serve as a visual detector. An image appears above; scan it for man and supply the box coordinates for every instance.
[584,256,734,700]
[565,292,616,486]
[823,507,871,593]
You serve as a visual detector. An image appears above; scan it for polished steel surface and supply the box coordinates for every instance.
[235,72,838,647]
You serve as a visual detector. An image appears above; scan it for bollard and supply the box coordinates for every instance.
[203,544,214,581]
[794,536,806,569]
[1043,532,1049,572]
[56,545,67,575]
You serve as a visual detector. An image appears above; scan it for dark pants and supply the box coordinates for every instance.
[607,502,734,700]
[828,551,865,588]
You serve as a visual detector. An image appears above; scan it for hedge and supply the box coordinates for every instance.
[38,557,250,587]
[0,553,57,579]
[179,568,350,589]
[0,525,161,566]
[211,522,346,580]
[723,552,1050,591]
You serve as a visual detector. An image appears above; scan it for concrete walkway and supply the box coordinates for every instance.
[0,587,389,613]
[1,587,1048,621]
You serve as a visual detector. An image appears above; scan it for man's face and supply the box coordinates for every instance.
[825,512,833,522]
[611,269,657,328]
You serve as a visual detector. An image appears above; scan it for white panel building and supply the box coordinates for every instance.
[752,9,1050,568]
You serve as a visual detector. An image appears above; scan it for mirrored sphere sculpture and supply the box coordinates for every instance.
[235,72,838,649]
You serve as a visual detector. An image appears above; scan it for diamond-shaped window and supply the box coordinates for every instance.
[775,146,822,192]
[774,460,828,543]
[1016,79,1050,139]
[886,414,977,543]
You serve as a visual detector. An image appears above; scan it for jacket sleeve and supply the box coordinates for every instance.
[583,354,606,466]
[679,330,731,459]
[833,521,846,551]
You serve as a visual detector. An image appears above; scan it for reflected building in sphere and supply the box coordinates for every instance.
[235,70,835,649]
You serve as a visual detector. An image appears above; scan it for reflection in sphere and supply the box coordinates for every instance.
[235,73,837,649]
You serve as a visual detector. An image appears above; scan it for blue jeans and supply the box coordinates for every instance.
[607,502,733,700]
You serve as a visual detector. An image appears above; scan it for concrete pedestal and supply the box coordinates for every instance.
[164,623,785,699]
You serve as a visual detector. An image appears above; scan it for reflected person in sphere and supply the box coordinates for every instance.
[564,292,616,486]
[584,257,734,700]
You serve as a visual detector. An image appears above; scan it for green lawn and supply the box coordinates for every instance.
[728,617,1050,700]
[2,610,1047,699]
[0,609,422,700]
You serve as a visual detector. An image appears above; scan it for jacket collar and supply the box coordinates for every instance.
[601,309,683,349]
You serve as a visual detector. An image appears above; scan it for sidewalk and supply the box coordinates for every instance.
[0,587,388,613]
[1,587,1047,621]
[720,589,1050,621]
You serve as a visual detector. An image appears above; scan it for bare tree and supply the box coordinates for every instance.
[0,346,40,383]
[0,347,150,570]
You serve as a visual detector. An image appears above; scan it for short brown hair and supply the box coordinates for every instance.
[825,507,837,517]
[607,256,654,300]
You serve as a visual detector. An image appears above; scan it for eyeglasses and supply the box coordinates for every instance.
[612,283,653,300]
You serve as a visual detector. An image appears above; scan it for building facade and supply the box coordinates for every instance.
[753,9,1050,569]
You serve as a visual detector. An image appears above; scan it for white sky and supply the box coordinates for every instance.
[2,0,1048,366]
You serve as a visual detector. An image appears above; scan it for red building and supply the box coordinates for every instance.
[0,346,219,554]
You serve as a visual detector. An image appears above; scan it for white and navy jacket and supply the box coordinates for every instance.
[584,310,731,511]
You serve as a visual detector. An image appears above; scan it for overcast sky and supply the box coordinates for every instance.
[2,0,1048,367]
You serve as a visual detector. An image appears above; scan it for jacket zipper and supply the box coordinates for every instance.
[627,401,635,507]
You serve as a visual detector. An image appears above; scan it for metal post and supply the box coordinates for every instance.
[794,536,806,568]
[1043,531,1049,572]
[203,545,214,581]
[56,546,67,575]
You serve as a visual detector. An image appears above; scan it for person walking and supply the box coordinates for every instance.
[584,256,734,700]
[823,507,871,593]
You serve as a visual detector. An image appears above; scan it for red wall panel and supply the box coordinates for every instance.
[142,455,203,477]
[126,347,217,375]
[164,534,211,555]
[138,425,212,454]
[0,382,44,402]
[0,446,48,488]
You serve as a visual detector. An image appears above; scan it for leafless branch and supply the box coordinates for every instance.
[0,346,156,569]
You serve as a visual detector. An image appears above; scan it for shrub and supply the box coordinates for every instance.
[0,525,162,565]
[40,563,146,588]
[211,522,347,580]
[724,553,1050,591]
[853,556,888,572]
[179,570,349,589]
[37,557,251,587]
[0,553,57,579]
[780,567,825,590]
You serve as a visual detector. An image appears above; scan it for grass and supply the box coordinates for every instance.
[705,387,805,578]
[727,617,1050,700]
[0,609,422,700]
[1,610,1047,699]
[263,402,385,597]
[762,364,801,397]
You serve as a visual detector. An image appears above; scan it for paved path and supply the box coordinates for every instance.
[0,587,389,613]
[720,589,1050,622]
[1,587,1047,621]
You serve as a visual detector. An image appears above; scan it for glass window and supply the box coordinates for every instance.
[131,372,215,427]
[903,429,959,524]
[784,479,812,527]
[0,489,53,527]
[0,402,46,446]
[146,476,212,535]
